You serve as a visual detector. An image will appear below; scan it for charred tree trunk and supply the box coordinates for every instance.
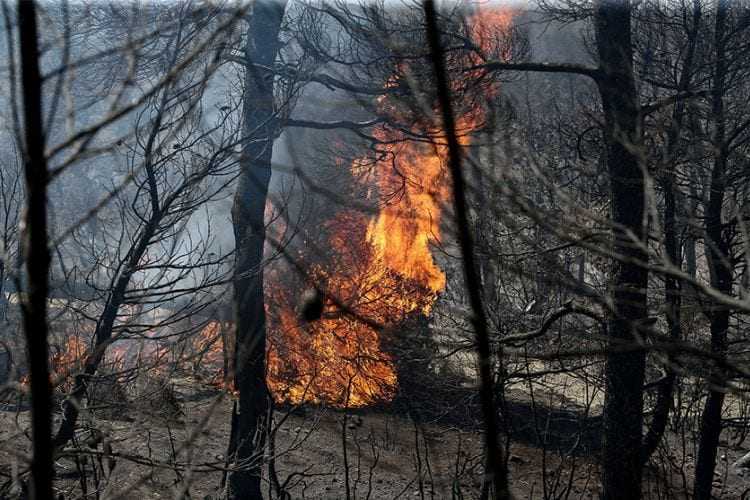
[642,0,701,465]
[423,1,509,497]
[53,74,175,450]
[53,204,160,448]
[226,2,286,499]
[221,304,233,388]
[18,1,53,497]
[694,2,731,498]
[594,2,648,499]
[455,3,647,497]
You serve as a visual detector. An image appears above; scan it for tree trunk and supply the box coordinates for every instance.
[423,1,509,497]
[694,2,731,498]
[54,74,174,450]
[226,2,286,499]
[642,0,701,464]
[594,2,648,499]
[18,1,54,497]
[54,215,157,448]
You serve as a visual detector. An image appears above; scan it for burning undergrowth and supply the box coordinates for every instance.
[5,5,515,417]
[266,209,438,408]
[263,6,513,409]
[9,316,211,416]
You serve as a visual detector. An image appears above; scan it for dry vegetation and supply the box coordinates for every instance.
[4,0,750,499]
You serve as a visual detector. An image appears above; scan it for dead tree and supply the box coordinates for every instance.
[226,2,287,498]
[49,8,239,450]
[475,1,648,497]
[640,0,702,465]
[17,0,53,497]
[423,1,510,497]
[693,1,739,497]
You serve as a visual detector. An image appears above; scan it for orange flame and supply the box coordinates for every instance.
[266,7,513,407]
[191,320,236,394]
[52,336,87,378]
[193,321,224,370]
[364,140,448,300]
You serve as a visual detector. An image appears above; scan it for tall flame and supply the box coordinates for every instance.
[364,138,448,300]
[266,7,513,407]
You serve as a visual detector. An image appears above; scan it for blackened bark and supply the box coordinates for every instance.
[694,2,731,498]
[221,305,232,388]
[53,207,160,448]
[54,77,173,450]
[226,2,286,499]
[423,1,510,498]
[641,177,680,461]
[642,0,701,464]
[594,2,648,499]
[434,4,648,497]
[17,1,54,498]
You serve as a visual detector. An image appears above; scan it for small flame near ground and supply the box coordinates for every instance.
[18,333,132,392]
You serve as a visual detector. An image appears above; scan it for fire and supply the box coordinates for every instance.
[364,140,448,299]
[52,336,87,378]
[18,336,89,392]
[20,335,97,391]
[17,326,172,392]
[470,6,514,59]
[267,210,441,406]
[191,320,235,393]
[13,9,514,409]
[193,321,224,370]
[264,6,514,408]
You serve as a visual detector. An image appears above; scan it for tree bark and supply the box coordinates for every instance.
[423,1,510,497]
[694,2,731,498]
[17,1,54,497]
[641,0,701,465]
[594,2,648,499]
[226,2,286,499]
[471,4,648,497]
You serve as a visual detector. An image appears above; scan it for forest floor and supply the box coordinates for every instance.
[1,376,750,499]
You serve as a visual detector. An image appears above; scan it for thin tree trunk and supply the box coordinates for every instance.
[17,1,53,497]
[642,0,701,464]
[226,2,286,499]
[423,2,509,498]
[694,2,731,498]
[594,2,648,499]
[53,76,174,449]
[53,212,159,448]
